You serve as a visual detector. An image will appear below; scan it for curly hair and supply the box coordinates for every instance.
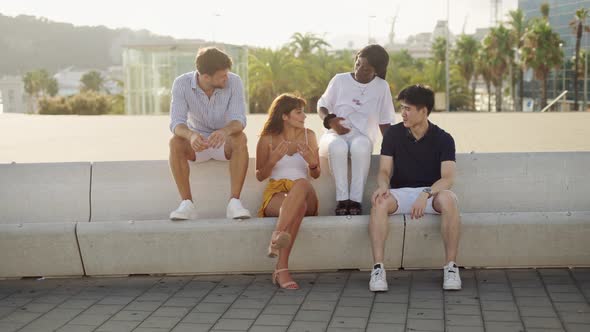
[356,44,389,80]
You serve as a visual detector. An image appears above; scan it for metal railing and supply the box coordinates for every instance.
[541,90,568,112]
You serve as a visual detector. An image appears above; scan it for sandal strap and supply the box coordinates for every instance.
[275,268,289,273]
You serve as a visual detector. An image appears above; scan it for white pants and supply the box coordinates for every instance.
[319,131,372,202]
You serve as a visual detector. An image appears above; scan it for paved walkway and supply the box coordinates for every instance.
[0,269,588,332]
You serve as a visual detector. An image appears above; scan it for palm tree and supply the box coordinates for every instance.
[482,25,513,112]
[387,50,428,93]
[288,32,330,58]
[430,37,447,92]
[476,47,494,112]
[453,35,479,110]
[303,49,352,111]
[248,47,306,113]
[522,17,564,110]
[507,9,527,112]
[23,69,58,113]
[447,63,471,111]
[541,2,550,20]
[80,70,105,92]
[569,8,590,111]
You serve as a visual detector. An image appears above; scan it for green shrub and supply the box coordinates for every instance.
[68,91,109,115]
[108,94,125,115]
[38,96,72,114]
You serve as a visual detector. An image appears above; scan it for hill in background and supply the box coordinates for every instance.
[0,14,180,75]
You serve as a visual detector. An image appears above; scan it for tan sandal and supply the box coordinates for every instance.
[272,268,299,289]
[267,231,291,258]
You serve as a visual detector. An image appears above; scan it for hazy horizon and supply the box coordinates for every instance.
[3,0,518,49]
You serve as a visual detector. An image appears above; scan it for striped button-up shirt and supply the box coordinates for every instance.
[169,71,247,136]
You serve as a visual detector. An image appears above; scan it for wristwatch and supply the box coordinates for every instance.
[422,187,433,198]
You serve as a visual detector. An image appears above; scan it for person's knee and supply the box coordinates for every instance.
[293,178,313,194]
[371,197,392,214]
[350,136,372,156]
[437,190,459,212]
[328,138,348,157]
[169,136,187,154]
[230,131,247,147]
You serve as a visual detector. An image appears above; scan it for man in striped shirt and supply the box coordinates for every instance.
[169,47,251,220]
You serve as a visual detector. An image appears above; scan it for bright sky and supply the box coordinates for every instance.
[3,0,518,48]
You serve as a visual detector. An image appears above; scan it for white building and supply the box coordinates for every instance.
[0,75,26,114]
[387,21,456,59]
[53,67,123,96]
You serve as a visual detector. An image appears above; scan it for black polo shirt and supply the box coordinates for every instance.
[381,121,455,189]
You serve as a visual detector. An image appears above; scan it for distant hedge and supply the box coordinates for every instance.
[39,92,123,115]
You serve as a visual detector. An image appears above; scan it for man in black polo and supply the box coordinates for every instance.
[368,84,461,292]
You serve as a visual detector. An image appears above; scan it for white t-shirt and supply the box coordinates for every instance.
[317,73,395,144]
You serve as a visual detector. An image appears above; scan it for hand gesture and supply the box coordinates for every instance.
[297,143,318,167]
[208,129,228,149]
[189,132,208,152]
[371,186,391,206]
[268,140,289,165]
[410,194,428,220]
[329,117,351,135]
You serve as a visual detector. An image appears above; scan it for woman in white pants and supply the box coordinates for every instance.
[318,44,395,215]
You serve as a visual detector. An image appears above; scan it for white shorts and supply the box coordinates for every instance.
[390,187,440,215]
[192,144,228,163]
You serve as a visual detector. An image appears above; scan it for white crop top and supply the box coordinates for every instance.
[270,130,309,181]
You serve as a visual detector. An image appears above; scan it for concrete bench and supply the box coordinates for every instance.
[1,152,589,278]
[77,159,404,276]
[405,152,590,268]
[76,152,590,276]
[0,163,90,278]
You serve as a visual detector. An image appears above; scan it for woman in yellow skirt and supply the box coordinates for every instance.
[256,93,320,289]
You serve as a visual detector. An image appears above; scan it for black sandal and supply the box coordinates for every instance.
[348,200,362,215]
[335,200,349,216]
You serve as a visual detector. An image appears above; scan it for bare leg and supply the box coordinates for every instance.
[265,179,317,286]
[225,132,248,199]
[433,190,461,263]
[169,136,196,201]
[369,193,398,264]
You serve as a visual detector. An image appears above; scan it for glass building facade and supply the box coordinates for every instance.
[123,42,248,115]
[519,0,590,109]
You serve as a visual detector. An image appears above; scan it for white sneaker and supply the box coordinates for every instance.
[169,200,198,221]
[226,198,251,219]
[443,261,462,290]
[369,264,388,292]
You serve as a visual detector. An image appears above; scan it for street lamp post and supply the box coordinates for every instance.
[508,54,513,111]
[514,47,521,112]
[367,15,376,44]
[212,13,221,43]
[560,43,566,112]
[445,0,450,112]
[584,33,588,112]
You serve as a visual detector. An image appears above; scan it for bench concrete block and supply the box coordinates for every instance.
[0,223,84,278]
[91,160,272,221]
[77,215,404,276]
[91,158,382,222]
[454,153,590,213]
[0,162,91,224]
[402,211,590,269]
